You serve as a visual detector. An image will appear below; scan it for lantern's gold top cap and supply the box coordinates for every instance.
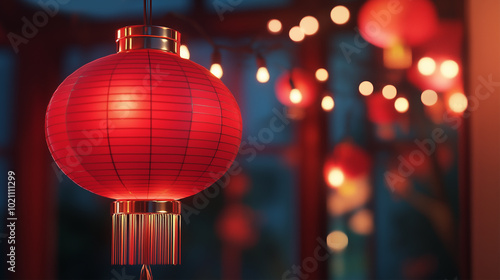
[116,25,181,54]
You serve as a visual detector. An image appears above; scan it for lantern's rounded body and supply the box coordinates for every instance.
[46,49,242,200]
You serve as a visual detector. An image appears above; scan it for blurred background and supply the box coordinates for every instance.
[1,0,499,279]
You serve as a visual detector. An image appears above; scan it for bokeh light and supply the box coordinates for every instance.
[448,92,468,113]
[359,81,374,96]
[394,97,409,113]
[267,19,282,34]
[327,231,349,252]
[289,26,305,42]
[321,96,334,112]
[210,63,223,78]
[256,67,270,83]
[289,88,303,104]
[421,89,438,106]
[440,60,459,79]
[330,5,350,25]
[417,57,436,76]
[382,85,397,100]
[327,168,345,188]
[179,45,190,59]
[349,209,374,235]
[299,16,319,35]
[315,68,329,82]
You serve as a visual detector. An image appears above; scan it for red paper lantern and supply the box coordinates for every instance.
[358,0,438,48]
[45,25,242,265]
[275,68,318,108]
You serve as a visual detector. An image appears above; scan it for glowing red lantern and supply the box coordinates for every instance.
[323,142,372,189]
[358,0,438,48]
[275,68,318,108]
[45,26,242,265]
[366,93,399,124]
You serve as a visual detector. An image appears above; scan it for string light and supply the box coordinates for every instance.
[394,97,409,113]
[315,68,329,82]
[321,96,335,111]
[417,57,436,76]
[440,60,459,79]
[179,45,190,59]
[448,92,467,113]
[289,88,303,104]
[256,54,270,83]
[210,49,223,78]
[382,85,397,100]
[358,81,373,96]
[299,16,319,35]
[289,26,305,42]
[327,168,344,188]
[330,5,350,25]
[267,19,282,34]
[421,89,438,106]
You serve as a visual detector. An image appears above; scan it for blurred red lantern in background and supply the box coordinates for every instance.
[275,68,318,108]
[324,142,372,189]
[366,93,399,124]
[408,22,463,92]
[358,0,438,48]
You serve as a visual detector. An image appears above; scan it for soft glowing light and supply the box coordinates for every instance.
[315,68,329,82]
[179,45,190,59]
[382,85,397,100]
[330,5,350,25]
[349,209,374,235]
[359,81,374,96]
[440,60,459,79]
[299,16,319,35]
[327,231,349,252]
[267,19,282,34]
[289,88,303,104]
[256,67,270,83]
[394,97,409,113]
[289,26,305,42]
[448,92,467,113]
[321,96,335,111]
[327,168,345,188]
[417,57,436,76]
[421,89,438,106]
[210,63,223,78]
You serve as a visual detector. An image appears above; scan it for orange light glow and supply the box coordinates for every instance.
[440,60,459,79]
[180,45,190,59]
[327,168,345,188]
[289,26,305,42]
[382,85,397,100]
[383,43,412,69]
[330,5,350,25]
[210,63,223,78]
[327,230,349,252]
[256,67,270,83]
[321,96,334,111]
[421,89,438,106]
[315,68,329,82]
[267,19,282,34]
[394,97,409,113]
[359,81,374,96]
[448,92,467,113]
[299,16,319,35]
[417,57,436,76]
[349,209,374,235]
[289,88,303,104]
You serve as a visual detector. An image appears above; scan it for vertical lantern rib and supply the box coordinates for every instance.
[146,50,153,199]
[62,74,121,199]
[153,58,194,199]
[105,55,137,199]
[191,71,224,185]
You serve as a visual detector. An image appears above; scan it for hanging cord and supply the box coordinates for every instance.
[143,0,153,26]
